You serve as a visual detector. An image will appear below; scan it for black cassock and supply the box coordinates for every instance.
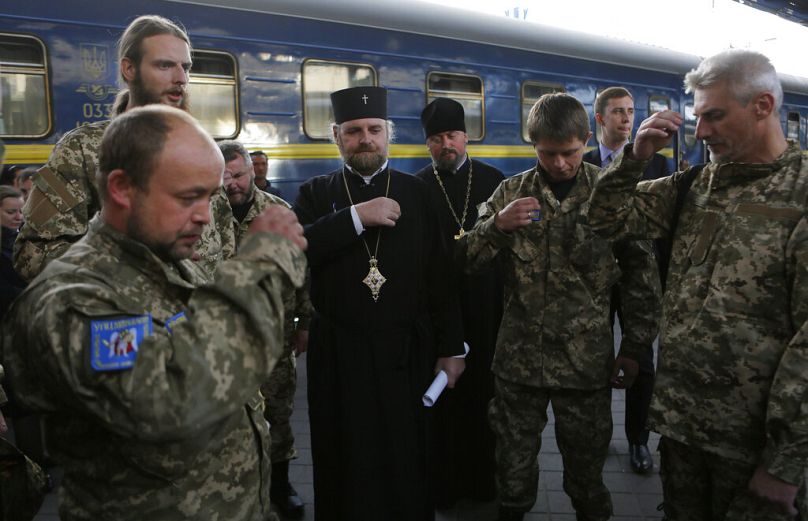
[414,158,505,506]
[294,167,463,521]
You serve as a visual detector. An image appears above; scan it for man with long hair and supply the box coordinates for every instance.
[14,14,234,280]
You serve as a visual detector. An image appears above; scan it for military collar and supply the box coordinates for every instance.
[88,216,201,289]
[708,141,802,185]
[532,162,594,214]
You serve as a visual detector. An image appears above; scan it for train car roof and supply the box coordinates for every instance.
[170,0,808,95]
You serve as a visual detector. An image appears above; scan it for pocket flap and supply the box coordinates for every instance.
[736,203,802,222]
[511,234,540,262]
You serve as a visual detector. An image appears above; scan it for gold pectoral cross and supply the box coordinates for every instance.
[454,228,465,240]
[362,257,387,302]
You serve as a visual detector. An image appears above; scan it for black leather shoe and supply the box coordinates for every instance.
[630,443,653,474]
[270,481,305,519]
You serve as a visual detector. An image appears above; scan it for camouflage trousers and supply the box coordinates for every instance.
[659,437,807,521]
[261,350,298,464]
[489,377,613,520]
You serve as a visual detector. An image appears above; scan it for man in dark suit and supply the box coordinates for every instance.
[584,86,670,475]
[584,87,670,180]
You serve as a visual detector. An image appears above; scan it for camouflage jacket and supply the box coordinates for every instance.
[587,142,808,484]
[233,189,312,347]
[458,162,660,390]
[14,120,235,281]
[2,216,306,520]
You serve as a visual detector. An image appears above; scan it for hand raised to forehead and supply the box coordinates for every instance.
[631,110,683,161]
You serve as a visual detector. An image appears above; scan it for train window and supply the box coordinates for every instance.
[189,50,238,139]
[786,112,800,141]
[684,103,697,147]
[427,72,484,140]
[303,59,377,139]
[0,34,51,138]
[521,82,564,142]
[649,96,670,114]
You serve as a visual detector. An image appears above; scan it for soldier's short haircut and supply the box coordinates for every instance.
[526,93,590,144]
[595,87,633,117]
[97,105,201,201]
[118,15,191,85]
[218,140,252,165]
[249,150,267,160]
[684,49,782,112]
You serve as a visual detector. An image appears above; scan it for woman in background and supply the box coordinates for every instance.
[0,185,25,318]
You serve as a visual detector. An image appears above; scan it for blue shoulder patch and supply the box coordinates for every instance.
[90,315,152,372]
[164,311,187,334]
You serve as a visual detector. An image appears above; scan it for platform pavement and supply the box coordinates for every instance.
[31,349,664,521]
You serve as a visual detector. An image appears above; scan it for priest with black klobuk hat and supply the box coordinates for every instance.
[414,97,506,507]
[293,86,465,521]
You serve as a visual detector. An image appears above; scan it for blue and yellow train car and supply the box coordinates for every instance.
[2,0,808,199]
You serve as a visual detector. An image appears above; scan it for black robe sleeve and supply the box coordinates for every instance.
[294,172,364,267]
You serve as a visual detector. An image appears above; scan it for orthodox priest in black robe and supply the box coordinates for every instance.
[293,86,465,521]
[414,98,505,507]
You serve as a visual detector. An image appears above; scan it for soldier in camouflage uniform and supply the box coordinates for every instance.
[220,140,310,519]
[1,106,307,521]
[14,14,234,282]
[459,93,660,521]
[587,49,807,520]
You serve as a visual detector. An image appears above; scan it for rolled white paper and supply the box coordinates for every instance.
[422,370,448,407]
[422,342,471,407]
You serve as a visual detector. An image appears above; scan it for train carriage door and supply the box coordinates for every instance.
[189,50,239,139]
[521,82,564,142]
[0,34,51,138]
[302,59,376,140]
[426,72,484,140]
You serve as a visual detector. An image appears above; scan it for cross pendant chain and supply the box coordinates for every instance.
[342,168,392,302]
[433,159,473,242]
